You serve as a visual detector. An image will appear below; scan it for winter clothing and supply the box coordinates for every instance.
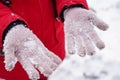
[0,0,88,80]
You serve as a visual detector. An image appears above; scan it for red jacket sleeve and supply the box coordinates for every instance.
[56,0,89,19]
[0,3,22,51]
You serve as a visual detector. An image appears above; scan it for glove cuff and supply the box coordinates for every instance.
[2,19,27,43]
[60,4,85,22]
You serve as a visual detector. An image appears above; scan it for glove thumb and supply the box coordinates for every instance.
[3,26,18,71]
[3,47,17,71]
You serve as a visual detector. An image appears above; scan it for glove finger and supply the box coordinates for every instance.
[28,57,52,77]
[80,32,95,55]
[37,63,53,77]
[44,51,62,65]
[35,48,58,75]
[3,47,17,71]
[91,14,109,31]
[17,53,40,80]
[75,35,86,57]
[39,54,58,72]
[88,30,105,49]
[29,55,55,77]
[65,33,76,54]
[38,46,59,67]
[34,36,62,65]
[29,54,57,77]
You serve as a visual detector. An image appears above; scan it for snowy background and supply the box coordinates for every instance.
[49,0,120,80]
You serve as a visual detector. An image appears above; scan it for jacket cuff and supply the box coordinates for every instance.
[56,0,89,21]
[60,4,85,21]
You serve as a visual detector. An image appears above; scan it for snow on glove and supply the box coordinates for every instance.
[3,24,62,80]
[64,8,109,56]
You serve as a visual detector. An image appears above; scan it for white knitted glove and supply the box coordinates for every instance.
[3,25,62,80]
[64,8,109,56]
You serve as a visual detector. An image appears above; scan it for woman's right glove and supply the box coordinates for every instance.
[3,24,62,80]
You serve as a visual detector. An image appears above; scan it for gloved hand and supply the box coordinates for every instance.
[64,8,109,56]
[3,24,62,80]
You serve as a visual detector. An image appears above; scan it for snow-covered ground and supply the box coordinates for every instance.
[49,0,120,80]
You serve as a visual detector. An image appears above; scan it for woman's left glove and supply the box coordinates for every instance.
[3,24,62,80]
[64,8,109,56]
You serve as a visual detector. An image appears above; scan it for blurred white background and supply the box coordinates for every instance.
[49,0,120,80]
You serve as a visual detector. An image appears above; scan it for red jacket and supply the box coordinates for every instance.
[0,0,88,80]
